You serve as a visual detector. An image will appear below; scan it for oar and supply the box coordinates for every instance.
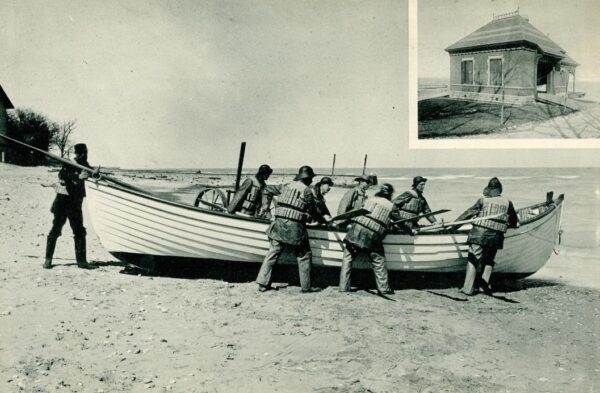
[197,199,226,211]
[0,134,154,196]
[392,209,451,224]
[328,208,370,222]
[418,213,503,232]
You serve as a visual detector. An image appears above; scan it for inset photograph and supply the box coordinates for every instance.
[417,0,600,140]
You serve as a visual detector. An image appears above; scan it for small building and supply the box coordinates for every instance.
[445,10,578,105]
[0,84,15,163]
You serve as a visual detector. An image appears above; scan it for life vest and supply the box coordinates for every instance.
[273,182,308,222]
[473,196,510,233]
[351,197,392,236]
[240,177,262,215]
[397,190,423,220]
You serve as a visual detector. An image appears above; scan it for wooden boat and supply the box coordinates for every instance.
[85,178,564,279]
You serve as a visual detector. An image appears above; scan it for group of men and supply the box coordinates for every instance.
[43,149,518,297]
[227,164,519,296]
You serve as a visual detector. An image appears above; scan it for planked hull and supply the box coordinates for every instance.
[85,180,563,276]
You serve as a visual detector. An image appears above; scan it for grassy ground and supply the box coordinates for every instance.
[418,97,576,138]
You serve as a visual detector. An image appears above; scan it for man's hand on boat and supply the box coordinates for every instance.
[78,166,101,180]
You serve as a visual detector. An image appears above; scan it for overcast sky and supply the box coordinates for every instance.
[419,0,600,81]
[2,0,599,169]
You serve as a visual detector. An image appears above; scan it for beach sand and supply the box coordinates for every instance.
[1,164,599,392]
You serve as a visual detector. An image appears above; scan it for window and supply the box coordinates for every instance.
[461,60,474,84]
[489,58,503,86]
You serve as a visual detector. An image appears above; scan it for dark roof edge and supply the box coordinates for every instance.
[0,85,14,109]
[445,41,565,60]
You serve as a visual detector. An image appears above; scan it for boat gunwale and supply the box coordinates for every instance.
[87,179,563,235]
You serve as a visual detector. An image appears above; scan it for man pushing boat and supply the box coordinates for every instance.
[339,183,398,295]
[393,176,438,234]
[255,165,326,293]
[453,177,519,295]
[44,143,98,270]
[336,175,370,227]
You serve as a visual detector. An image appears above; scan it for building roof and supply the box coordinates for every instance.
[446,14,570,60]
[0,85,14,109]
[561,54,579,66]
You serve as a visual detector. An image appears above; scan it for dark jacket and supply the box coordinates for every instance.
[266,181,322,246]
[455,190,519,249]
[337,187,367,216]
[227,176,266,216]
[309,185,331,224]
[392,190,434,228]
[50,161,90,213]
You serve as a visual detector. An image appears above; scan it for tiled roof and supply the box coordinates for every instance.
[446,15,568,59]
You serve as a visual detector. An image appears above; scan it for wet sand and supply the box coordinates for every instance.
[1,164,599,392]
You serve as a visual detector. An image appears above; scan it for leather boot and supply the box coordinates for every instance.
[460,262,477,296]
[74,236,92,269]
[479,265,494,295]
[43,234,58,269]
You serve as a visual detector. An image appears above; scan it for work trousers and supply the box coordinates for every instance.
[468,244,498,267]
[339,241,391,293]
[256,238,312,291]
[48,199,86,239]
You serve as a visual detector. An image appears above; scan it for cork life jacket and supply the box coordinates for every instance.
[240,177,263,215]
[273,181,309,222]
[473,196,510,233]
[351,197,393,236]
[397,190,423,220]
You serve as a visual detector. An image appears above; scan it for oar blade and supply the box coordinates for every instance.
[329,208,370,222]
[419,213,503,232]
[392,209,451,225]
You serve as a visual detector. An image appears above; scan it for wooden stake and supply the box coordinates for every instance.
[234,142,246,192]
[362,154,368,176]
[331,153,336,175]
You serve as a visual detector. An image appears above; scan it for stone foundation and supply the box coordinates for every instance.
[449,91,535,106]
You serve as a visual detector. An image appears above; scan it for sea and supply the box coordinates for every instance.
[144,166,600,289]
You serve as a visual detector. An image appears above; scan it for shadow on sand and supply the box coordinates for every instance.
[112,253,561,293]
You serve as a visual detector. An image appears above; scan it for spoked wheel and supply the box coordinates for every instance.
[194,187,228,211]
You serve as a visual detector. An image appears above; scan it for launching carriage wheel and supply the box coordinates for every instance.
[194,187,228,211]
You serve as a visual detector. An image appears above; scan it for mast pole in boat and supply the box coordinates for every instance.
[331,153,336,175]
[362,154,368,176]
[234,141,246,192]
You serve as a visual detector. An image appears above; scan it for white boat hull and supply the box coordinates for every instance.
[85,180,563,276]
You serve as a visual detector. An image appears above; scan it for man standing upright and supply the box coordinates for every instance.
[44,143,95,269]
[255,165,325,293]
[453,177,519,295]
[393,176,437,233]
[227,164,273,217]
[339,183,398,295]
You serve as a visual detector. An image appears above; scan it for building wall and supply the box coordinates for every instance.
[548,68,569,96]
[449,48,538,105]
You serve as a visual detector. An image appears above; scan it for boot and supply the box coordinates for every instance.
[74,236,92,269]
[43,234,58,269]
[460,262,477,296]
[479,265,494,295]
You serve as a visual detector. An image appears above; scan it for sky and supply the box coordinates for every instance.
[2,0,600,169]
[419,0,600,81]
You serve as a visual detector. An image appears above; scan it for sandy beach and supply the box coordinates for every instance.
[1,164,599,393]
